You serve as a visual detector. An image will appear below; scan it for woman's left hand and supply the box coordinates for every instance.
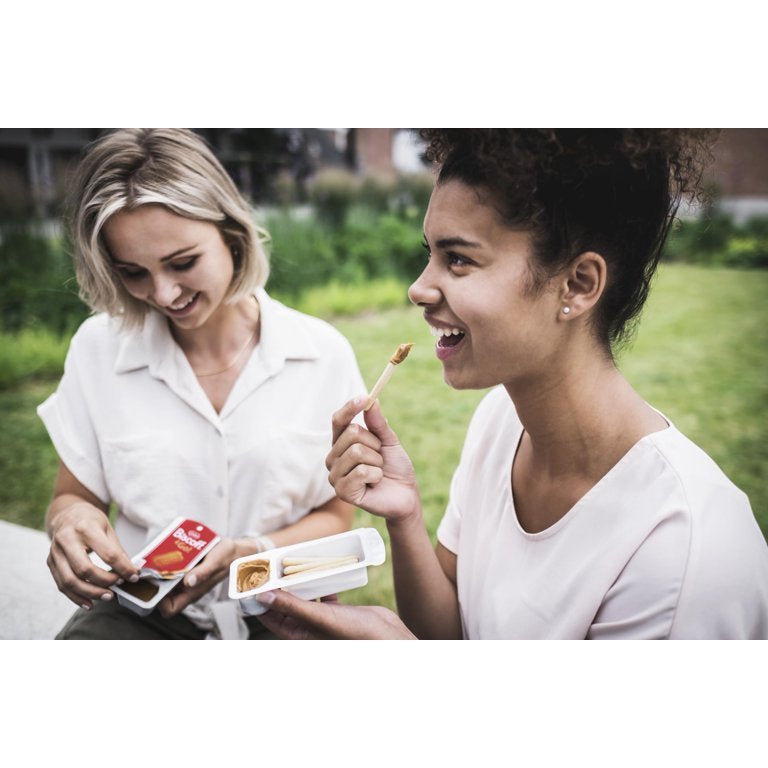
[255,589,416,639]
[157,537,248,618]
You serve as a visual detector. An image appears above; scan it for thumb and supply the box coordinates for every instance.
[258,589,341,634]
[363,400,400,447]
[184,558,215,588]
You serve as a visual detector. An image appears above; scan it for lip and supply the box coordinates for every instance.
[424,314,466,333]
[165,292,200,317]
[435,336,465,361]
[425,315,467,362]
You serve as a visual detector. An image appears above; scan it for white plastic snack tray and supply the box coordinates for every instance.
[228,527,386,616]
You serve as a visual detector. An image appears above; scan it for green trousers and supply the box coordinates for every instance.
[56,599,274,640]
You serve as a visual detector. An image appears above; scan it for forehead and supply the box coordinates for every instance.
[103,205,217,260]
[424,180,532,254]
[424,180,507,239]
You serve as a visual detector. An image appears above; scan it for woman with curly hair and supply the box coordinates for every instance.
[256,129,768,639]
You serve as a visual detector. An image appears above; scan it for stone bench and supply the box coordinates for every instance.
[0,520,77,639]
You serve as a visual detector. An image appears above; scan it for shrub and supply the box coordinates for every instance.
[0,224,88,333]
[0,328,69,389]
[263,211,338,297]
[308,169,364,227]
[663,214,768,268]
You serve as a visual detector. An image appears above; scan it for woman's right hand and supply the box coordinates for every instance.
[47,501,139,610]
[326,397,421,523]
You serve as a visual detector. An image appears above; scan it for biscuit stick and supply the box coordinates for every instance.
[282,556,359,576]
[364,343,413,411]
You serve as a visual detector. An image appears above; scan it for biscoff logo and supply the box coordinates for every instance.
[173,526,208,550]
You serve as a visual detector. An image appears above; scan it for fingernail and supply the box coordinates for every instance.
[100,592,113,601]
[129,574,140,583]
[353,395,367,409]
[255,590,276,606]
[186,574,197,588]
[116,578,124,585]
[81,604,91,611]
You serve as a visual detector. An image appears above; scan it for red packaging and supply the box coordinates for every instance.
[138,519,219,578]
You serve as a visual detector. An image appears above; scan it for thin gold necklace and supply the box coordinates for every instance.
[193,326,258,378]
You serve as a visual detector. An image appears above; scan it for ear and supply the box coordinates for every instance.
[559,251,607,319]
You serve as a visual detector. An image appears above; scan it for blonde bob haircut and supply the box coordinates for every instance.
[68,128,270,329]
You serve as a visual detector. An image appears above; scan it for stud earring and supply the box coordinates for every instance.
[562,307,571,315]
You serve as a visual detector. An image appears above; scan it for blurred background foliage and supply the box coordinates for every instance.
[2,159,766,339]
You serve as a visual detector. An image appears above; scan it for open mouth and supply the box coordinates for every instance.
[432,326,466,346]
[167,292,200,315]
[430,325,466,359]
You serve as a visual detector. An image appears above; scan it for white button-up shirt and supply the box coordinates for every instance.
[38,288,366,629]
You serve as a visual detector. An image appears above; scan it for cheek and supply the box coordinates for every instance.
[118,278,145,298]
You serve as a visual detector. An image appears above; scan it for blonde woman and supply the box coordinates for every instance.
[38,128,365,639]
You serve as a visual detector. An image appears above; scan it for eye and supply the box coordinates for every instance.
[117,266,147,280]
[447,251,473,268]
[171,256,199,272]
[421,238,431,259]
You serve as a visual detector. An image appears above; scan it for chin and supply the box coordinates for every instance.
[444,363,505,391]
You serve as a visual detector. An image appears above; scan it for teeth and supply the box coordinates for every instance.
[429,326,463,338]
[170,294,196,311]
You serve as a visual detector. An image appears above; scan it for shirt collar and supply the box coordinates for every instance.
[114,287,320,376]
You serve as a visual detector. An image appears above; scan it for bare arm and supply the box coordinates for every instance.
[46,461,139,609]
[386,516,462,639]
[262,495,355,549]
[326,397,462,639]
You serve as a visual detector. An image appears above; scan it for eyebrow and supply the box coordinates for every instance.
[426,235,483,249]
[112,245,198,266]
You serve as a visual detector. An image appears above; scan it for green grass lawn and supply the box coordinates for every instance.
[1,264,765,611]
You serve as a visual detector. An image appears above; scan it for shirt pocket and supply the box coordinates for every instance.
[101,431,182,531]
[258,427,334,531]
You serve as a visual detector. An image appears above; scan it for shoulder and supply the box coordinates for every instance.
[66,313,124,363]
[645,426,752,521]
[643,427,768,636]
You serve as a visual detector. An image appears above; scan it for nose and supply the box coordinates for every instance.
[151,273,182,307]
[408,261,442,307]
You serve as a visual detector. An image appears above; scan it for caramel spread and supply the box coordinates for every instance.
[237,559,270,592]
[118,579,160,602]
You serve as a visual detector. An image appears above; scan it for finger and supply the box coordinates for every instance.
[157,591,187,618]
[48,549,91,609]
[334,464,384,505]
[256,589,350,638]
[325,422,382,470]
[157,552,229,617]
[49,546,113,608]
[50,533,116,590]
[257,609,328,640]
[331,395,368,444]
[362,400,401,447]
[157,575,209,617]
[328,442,384,486]
[56,526,135,587]
[97,527,140,581]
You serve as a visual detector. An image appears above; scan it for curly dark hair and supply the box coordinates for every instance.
[419,128,717,351]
